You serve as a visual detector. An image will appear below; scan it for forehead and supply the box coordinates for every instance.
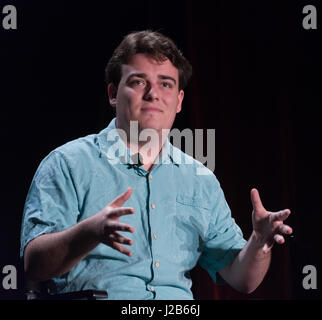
[121,53,179,80]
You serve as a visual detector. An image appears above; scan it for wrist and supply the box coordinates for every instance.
[79,215,101,244]
[251,231,270,252]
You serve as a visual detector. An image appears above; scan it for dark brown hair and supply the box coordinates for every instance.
[105,30,192,91]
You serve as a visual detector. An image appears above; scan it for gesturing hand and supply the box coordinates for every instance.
[251,188,293,254]
[93,188,135,256]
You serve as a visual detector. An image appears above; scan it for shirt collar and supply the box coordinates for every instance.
[97,118,180,167]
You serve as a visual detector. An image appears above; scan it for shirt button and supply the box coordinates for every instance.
[155,262,160,268]
[150,286,155,291]
[153,234,157,240]
[151,204,156,209]
[149,174,153,180]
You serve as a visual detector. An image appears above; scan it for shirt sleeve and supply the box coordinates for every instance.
[198,177,247,284]
[20,150,80,258]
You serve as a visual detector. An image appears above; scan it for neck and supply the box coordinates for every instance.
[128,134,167,171]
[115,120,168,171]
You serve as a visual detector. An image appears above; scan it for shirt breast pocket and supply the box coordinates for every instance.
[170,194,211,267]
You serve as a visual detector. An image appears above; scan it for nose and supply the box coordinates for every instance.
[143,82,159,102]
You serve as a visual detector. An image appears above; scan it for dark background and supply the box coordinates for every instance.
[0,0,321,299]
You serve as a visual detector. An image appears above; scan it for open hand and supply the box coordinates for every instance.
[251,188,293,253]
[93,188,135,256]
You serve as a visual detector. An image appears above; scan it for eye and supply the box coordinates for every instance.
[161,82,173,88]
[131,79,146,86]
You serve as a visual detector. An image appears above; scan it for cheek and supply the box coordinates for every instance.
[164,94,180,111]
[117,88,140,107]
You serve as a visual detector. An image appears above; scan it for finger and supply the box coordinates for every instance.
[109,232,133,246]
[262,243,273,254]
[278,224,293,235]
[274,234,285,244]
[250,188,265,211]
[109,188,133,208]
[108,207,135,219]
[110,241,132,256]
[108,221,135,233]
[272,209,291,222]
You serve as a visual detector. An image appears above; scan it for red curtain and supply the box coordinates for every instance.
[185,1,294,300]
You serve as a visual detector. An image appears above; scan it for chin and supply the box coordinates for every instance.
[139,123,163,132]
[138,117,162,130]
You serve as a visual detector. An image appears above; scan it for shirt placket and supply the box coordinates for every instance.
[146,170,162,298]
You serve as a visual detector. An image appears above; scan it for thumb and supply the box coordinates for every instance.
[109,188,132,208]
[250,188,265,212]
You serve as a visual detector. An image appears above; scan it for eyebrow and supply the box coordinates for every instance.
[126,73,177,85]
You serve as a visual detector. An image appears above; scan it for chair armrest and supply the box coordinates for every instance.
[26,289,108,300]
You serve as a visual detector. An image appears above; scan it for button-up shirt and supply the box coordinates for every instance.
[20,118,247,299]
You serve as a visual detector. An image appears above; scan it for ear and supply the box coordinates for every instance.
[176,90,184,113]
[107,83,117,107]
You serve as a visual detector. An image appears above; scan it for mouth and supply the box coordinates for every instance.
[141,107,163,113]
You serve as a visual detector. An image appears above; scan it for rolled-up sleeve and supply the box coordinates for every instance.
[198,178,247,284]
[20,151,79,258]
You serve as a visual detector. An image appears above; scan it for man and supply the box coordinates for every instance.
[20,30,292,299]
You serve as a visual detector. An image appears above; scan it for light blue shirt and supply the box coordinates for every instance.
[20,118,247,300]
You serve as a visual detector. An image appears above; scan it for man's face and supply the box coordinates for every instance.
[108,53,184,136]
